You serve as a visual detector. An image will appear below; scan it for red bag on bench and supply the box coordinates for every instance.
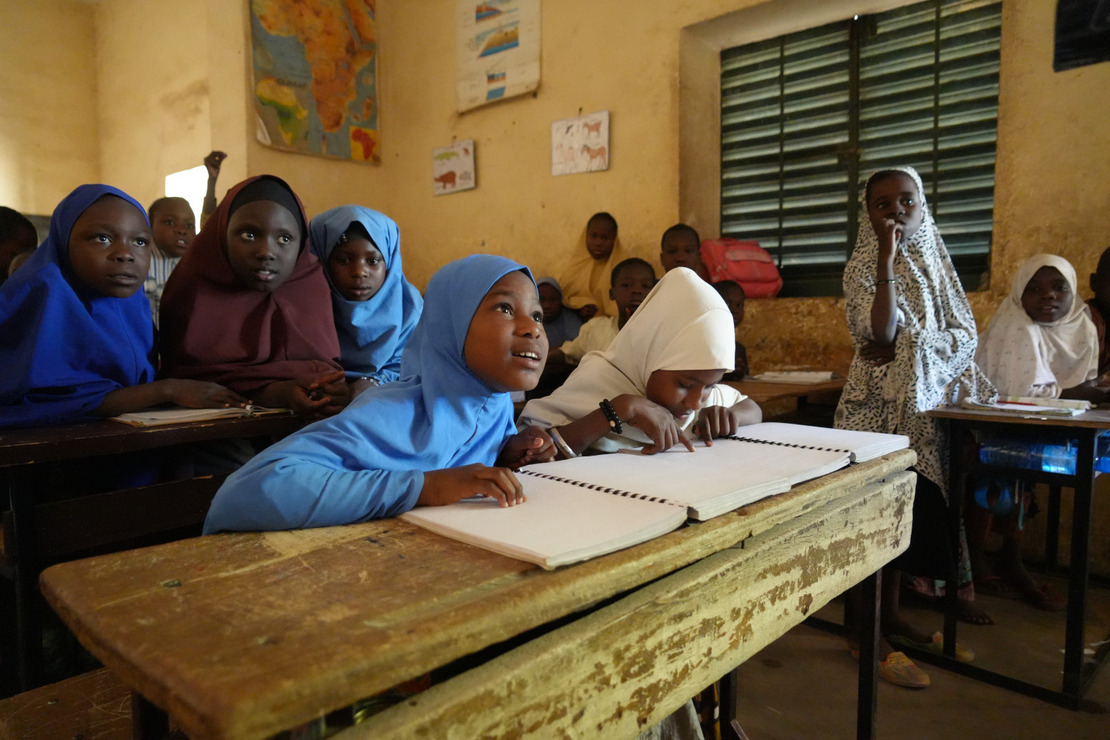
[700,238,782,298]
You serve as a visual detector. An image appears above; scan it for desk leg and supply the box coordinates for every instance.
[1044,484,1062,570]
[856,569,880,740]
[1062,434,1096,700]
[7,469,44,690]
[943,423,965,660]
[132,691,169,739]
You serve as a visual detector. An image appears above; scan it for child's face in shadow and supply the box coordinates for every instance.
[715,284,745,327]
[866,173,924,245]
[1089,261,1110,313]
[67,195,151,298]
[661,232,702,273]
[1022,266,1072,323]
[610,265,655,323]
[150,199,196,258]
[327,233,387,301]
[645,369,726,423]
[463,271,548,392]
[537,283,563,321]
[585,217,616,260]
[226,201,300,292]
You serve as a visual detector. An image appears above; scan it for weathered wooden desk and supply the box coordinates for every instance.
[41,450,915,739]
[0,415,308,691]
[929,406,1110,708]
[726,378,846,424]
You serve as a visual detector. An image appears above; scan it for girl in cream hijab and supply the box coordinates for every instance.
[519,267,762,455]
[977,254,1102,399]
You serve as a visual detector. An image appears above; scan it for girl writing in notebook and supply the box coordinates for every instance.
[836,166,993,688]
[203,255,554,532]
[969,254,1102,610]
[0,184,246,429]
[519,266,761,456]
[308,205,423,396]
[159,175,349,417]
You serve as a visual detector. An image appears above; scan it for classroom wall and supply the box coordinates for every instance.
[0,0,99,215]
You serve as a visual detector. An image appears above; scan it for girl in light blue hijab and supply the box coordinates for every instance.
[204,255,555,532]
[308,206,422,392]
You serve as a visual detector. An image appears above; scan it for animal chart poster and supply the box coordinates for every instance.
[456,0,541,112]
[551,110,610,176]
[432,139,476,196]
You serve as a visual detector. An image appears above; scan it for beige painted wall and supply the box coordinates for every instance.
[0,0,98,214]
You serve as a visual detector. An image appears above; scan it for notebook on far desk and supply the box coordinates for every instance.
[109,405,294,427]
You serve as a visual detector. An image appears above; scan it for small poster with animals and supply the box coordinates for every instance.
[551,110,609,176]
[432,139,476,196]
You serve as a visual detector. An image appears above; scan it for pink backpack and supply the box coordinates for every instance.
[700,238,783,298]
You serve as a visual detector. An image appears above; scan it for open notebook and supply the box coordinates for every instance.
[401,422,909,570]
[109,405,293,427]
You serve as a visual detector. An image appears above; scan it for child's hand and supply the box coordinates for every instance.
[876,218,901,261]
[203,151,227,178]
[859,340,896,367]
[292,370,350,417]
[164,379,249,409]
[497,426,555,469]
[692,405,741,445]
[577,304,599,322]
[418,464,526,507]
[615,395,695,455]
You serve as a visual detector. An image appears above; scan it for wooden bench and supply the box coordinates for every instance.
[0,668,131,740]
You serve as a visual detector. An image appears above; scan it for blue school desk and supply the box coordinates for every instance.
[39,450,915,739]
[0,414,308,693]
[926,406,1110,709]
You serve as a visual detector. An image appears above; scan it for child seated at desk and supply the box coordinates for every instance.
[660,223,710,281]
[1087,245,1110,376]
[0,184,247,429]
[519,266,761,455]
[535,276,583,348]
[144,196,195,328]
[557,211,632,320]
[972,254,1103,610]
[159,175,349,418]
[203,255,554,532]
[712,279,749,380]
[308,205,423,396]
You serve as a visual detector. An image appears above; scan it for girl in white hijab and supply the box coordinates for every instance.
[519,267,761,455]
[977,254,1101,399]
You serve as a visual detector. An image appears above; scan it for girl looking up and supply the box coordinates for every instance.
[0,184,246,428]
[160,175,348,417]
[836,166,993,688]
[308,206,423,396]
[557,211,632,321]
[520,266,761,456]
[203,255,554,533]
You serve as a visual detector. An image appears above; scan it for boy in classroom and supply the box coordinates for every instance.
[203,255,555,532]
[520,266,761,456]
[0,205,38,284]
[144,195,195,327]
[713,279,749,379]
[1087,245,1110,376]
[308,205,423,396]
[0,184,248,428]
[547,257,655,367]
[660,222,710,281]
[557,211,632,320]
[159,175,349,418]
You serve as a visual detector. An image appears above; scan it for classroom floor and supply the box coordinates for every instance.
[731,572,1110,740]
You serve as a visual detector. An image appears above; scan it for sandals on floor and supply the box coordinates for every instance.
[879,651,930,689]
[890,631,975,663]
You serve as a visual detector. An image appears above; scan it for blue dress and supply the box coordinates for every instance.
[204,255,534,532]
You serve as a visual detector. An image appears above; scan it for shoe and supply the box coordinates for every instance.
[891,631,975,663]
[879,651,930,688]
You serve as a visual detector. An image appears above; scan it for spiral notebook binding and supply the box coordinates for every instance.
[725,435,849,455]
[519,469,682,507]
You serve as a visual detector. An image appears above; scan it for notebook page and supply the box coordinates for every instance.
[730,422,909,462]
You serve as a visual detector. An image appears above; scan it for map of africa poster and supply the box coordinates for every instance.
[250,0,380,163]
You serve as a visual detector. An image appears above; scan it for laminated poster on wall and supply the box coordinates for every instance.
[551,110,610,176]
[432,140,476,196]
[456,0,542,112]
[249,0,380,164]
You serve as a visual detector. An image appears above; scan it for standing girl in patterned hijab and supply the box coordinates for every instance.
[836,166,994,688]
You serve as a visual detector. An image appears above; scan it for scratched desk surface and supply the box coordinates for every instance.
[42,450,915,739]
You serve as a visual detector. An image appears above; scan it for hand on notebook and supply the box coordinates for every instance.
[418,464,526,508]
[163,379,249,409]
[615,395,696,455]
[497,426,556,469]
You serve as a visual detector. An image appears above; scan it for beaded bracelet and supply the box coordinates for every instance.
[548,426,576,459]
[599,398,623,434]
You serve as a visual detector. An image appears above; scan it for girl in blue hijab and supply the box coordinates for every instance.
[204,255,555,532]
[0,184,245,428]
[308,206,422,393]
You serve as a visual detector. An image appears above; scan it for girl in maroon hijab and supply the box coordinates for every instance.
[160,175,348,416]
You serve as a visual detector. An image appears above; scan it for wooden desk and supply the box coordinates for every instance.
[41,450,915,739]
[928,406,1110,708]
[727,378,846,424]
[1,415,309,692]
